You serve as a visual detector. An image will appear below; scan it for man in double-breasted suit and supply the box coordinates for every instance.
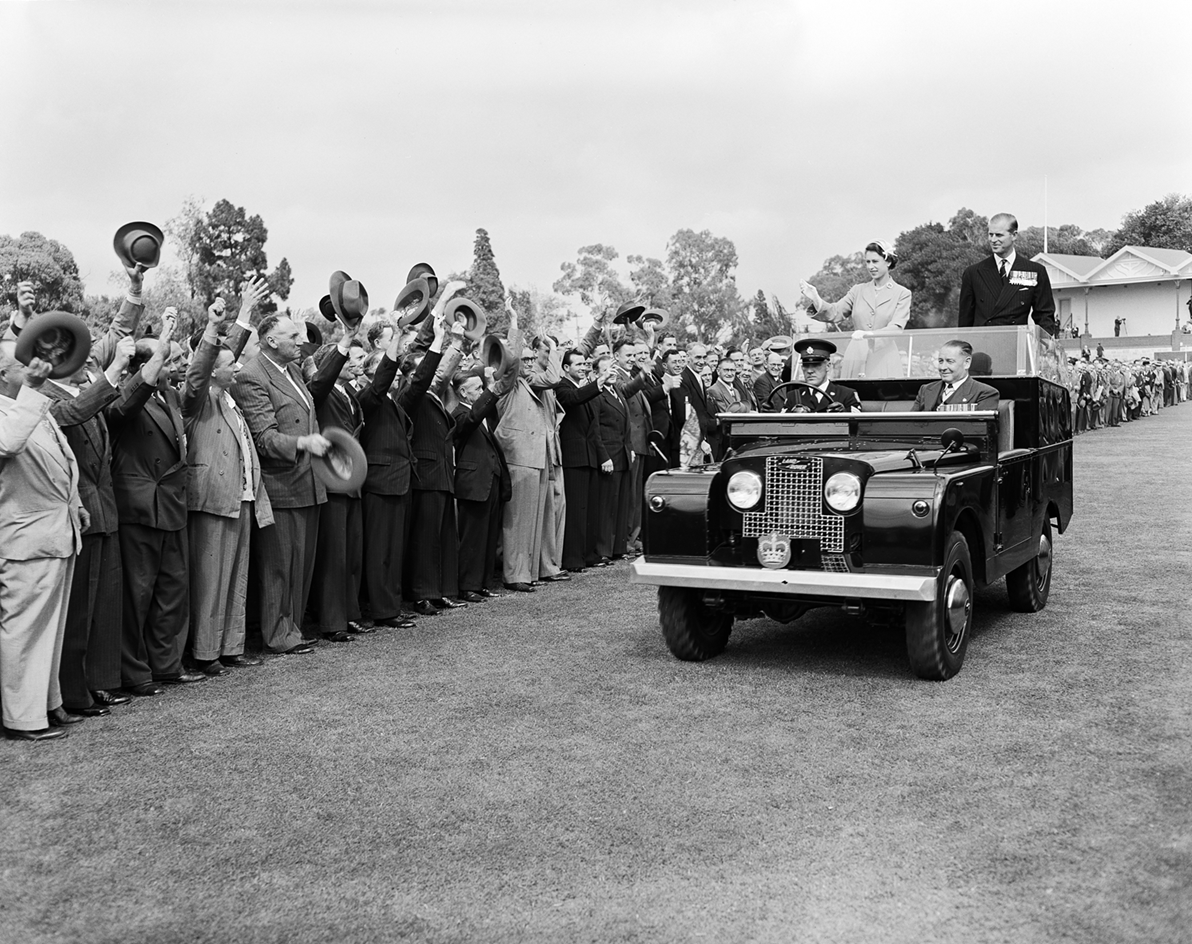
[646,349,687,471]
[0,353,87,740]
[556,348,606,571]
[958,213,1057,337]
[108,311,209,692]
[912,340,1000,412]
[233,314,332,655]
[404,310,465,613]
[680,343,721,458]
[451,368,508,601]
[183,286,274,674]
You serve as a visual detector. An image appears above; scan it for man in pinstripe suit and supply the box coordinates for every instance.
[233,315,332,655]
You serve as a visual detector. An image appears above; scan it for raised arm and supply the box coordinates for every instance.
[182,301,225,418]
[0,360,53,456]
[90,263,148,370]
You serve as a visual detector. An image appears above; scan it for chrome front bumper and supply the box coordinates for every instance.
[630,558,937,602]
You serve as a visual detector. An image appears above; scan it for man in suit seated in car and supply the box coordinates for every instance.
[912,340,1000,412]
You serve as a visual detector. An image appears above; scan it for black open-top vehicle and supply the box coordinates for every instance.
[631,325,1073,679]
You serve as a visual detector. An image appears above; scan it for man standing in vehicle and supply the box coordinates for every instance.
[958,213,1057,337]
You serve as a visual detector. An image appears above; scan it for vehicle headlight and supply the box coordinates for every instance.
[824,472,863,512]
[726,470,763,511]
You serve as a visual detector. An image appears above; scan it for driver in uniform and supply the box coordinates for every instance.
[782,339,861,413]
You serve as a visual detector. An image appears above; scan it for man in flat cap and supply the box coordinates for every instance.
[780,339,861,413]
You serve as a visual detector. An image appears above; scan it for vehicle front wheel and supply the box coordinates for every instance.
[905,531,973,680]
[1006,517,1053,612]
[658,586,732,661]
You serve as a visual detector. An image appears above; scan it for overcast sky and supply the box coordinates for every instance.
[3,0,1189,318]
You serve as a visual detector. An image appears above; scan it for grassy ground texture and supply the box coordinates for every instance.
[2,404,1190,944]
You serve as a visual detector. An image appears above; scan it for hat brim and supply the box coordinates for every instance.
[763,335,794,352]
[445,297,488,343]
[612,303,647,325]
[480,334,515,379]
[313,426,367,494]
[406,263,439,300]
[332,280,368,329]
[318,295,337,322]
[112,221,164,270]
[394,278,431,328]
[14,311,92,379]
[639,308,670,329]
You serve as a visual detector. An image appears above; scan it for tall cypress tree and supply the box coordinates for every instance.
[469,228,508,332]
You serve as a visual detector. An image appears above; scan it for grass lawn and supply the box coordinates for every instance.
[2,405,1190,944]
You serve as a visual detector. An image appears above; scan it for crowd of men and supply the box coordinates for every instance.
[2,210,1189,742]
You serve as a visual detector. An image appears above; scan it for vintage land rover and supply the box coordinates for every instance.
[631,325,1073,680]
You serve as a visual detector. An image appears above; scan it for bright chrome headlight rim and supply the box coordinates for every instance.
[726,470,763,511]
[824,471,863,512]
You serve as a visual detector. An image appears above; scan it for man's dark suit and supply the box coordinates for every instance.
[958,255,1057,337]
[453,389,506,594]
[108,372,191,685]
[911,377,1000,411]
[680,366,720,457]
[753,371,782,412]
[594,384,632,560]
[781,381,861,413]
[309,350,364,635]
[405,352,458,602]
[233,351,327,652]
[646,367,687,471]
[556,374,607,570]
[44,375,123,709]
[357,350,433,621]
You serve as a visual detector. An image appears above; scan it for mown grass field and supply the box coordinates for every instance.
[2,405,1189,944]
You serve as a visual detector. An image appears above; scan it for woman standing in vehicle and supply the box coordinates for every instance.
[799,240,911,379]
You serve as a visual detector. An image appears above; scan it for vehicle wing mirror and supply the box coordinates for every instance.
[940,428,966,451]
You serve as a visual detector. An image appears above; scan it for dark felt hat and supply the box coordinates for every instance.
[794,337,837,362]
[612,301,647,326]
[113,221,164,270]
[445,297,488,343]
[14,311,92,379]
[480,334,515,379]
[312,426,367,493]
[394,278,431,329]
[328,271,368,329]
[406,263,439,301]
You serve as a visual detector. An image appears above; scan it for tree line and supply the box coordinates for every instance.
[3,192,1189,344]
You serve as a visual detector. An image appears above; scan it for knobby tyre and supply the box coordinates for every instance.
[658,586,732,661]
[1006,517,1053,612]
[905,531,973,680]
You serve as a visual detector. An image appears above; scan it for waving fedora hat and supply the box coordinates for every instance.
[763,335,794,353]
[317,294,337,322]
[480,334,515,380]
[445,297,488,343]
[312,426,367,493]
[14,311,93,379]
[612,300,647,326]
[301,320,323,359]
[113,221,164,270]
[14,311,92,380]
[328,271,368,329]
[406,263,439,301]
[639,307,671,329]
[394,277,431,329]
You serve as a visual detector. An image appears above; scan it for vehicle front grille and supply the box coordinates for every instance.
[742,455,844,553]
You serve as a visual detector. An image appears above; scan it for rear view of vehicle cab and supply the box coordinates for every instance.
[631,325,1073,680]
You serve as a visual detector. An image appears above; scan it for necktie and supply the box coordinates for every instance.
[1000,259,1009,284]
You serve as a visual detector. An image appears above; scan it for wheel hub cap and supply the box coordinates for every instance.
[944,575,971,652]
[1036,534,1052,585]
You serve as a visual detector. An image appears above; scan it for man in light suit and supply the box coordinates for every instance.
[233,314,333,655]
[0,352,87,741]
[958,213,1057,337]
[912,340,1000,411]
[706,355,750,460]
[183,283,274,675]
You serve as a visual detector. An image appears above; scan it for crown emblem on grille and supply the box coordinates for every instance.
[757,531,792,569]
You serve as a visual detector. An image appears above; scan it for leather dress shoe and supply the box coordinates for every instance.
[63,706,111,718]
[432,597,467,610]
[48,707,86,726]
[375,616,417,629]
[591,558,611,567]
[503,582,536,593]
[477,588,505,598]
[4,726,67,742]
[195,659,226,676]
[540,572,571,582]
[460,591,486,603]
[281,643,316,655]
[124,681,165,697]
[220,655,262,667]
[91,689,132,706]
[160,672,207,685]
[322,631,354,643]
[410,600,440,616]
[347,620,377,635]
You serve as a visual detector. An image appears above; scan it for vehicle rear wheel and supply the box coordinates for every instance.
[1006,517,1053,612]
[905,531,973,680]
[658,586,732,661]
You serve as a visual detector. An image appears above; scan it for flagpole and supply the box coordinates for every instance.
[1044,176,1049,253]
